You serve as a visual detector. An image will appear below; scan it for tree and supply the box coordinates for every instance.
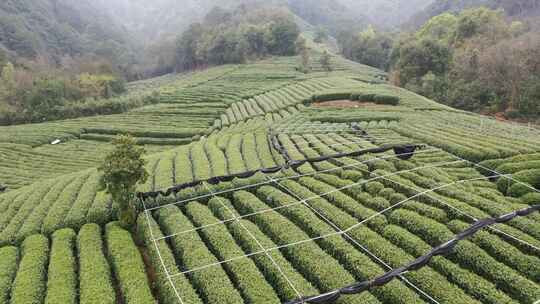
[320,51,332,72]
[265,17,300,56]
[99,135,148,230]
[314,27,328,43]
[1,62,16,96]
[296,37,310,73]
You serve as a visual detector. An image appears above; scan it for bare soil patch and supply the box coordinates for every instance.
[312,100,378,108]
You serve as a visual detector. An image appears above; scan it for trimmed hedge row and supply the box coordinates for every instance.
[293,177,387,232]
[310,91,400,106]
[0,246,18,303]
[15,176,74,242]
[64,171,100,230]
[231,190,380,304]
[377,168,540,252]
[10,234,49,304]
[156,205,244,304]
[173,146,194,185]
[105,222,155,303]
[0,179,56,246]
[382,225,517,304]
[42,172,91,235]
[45,229,77,304]
[389,209,540,303]
[77,224,116,304]
[207,197,320,302]
[255,185,428,303]
[241,133,263,171]
[255,132,279,168]
[447,220,540,282]
[204,138,228,177]
[226,134,247,175]
[185,202,281,303]
[190,143,212,181]
[137,215,203,304]
[262,182,477,304]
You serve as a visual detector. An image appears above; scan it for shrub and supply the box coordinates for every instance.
[520,192,540,205]
[0,246,18,303]
[136,215,202,304]
[185,202,280,303]
[448,220,540,282]
[156,206,244,304]
[234,190,381,303]
[105,222,155,303]
[45,229,77,304]
[10,234,49,304]
[364,181,385,196]
[311,91,352,102]
[42,172,90,235]
[382,225,515,304]
[78,224,116,304]
[389,209,540,303]
[64,171,101,230]
[374,94,400,105]
[207,197,319,301]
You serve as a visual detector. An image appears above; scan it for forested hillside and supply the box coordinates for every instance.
[408,0,540,28]
[0,2,539,304]
[0,0,135,68]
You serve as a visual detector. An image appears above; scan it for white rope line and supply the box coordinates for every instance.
[450,153,540,195]
[146,148,440,211]
[268,176,442,304]
[140,198,186,304]
[201,182,305,300]
[168,175,497,279]
[154,159,459,242]
[319,138,540,252]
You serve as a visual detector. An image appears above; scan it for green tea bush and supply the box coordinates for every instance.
[389,209,540,303]
[448,220,540,282]
[45,229,77,304]
[0,246,18,303]
[185,202,280,303]
[382,225,516,304]
[10,234,49,304]
[77,224,116,304]
[136,215,202,304]
[226,134,247,174]
[233,190,381,303]
[520,192,540,205]
[156,206,244,304]
[105,222,155,303]
[207,197,320,301]
[42,173,90,235]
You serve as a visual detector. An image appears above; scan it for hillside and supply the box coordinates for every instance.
[408,0,540,28]
[0,34,539,304]
[0,0,135,65]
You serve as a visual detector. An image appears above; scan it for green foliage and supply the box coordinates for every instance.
[77,224,115,304]
[339,27,394,70]
[45,229,77,304]
[313,27,329,43]
[10,234,49,304]
[392,6,540,118]
[156,205,244,304]
[99,135,148,230]
[176,6,300,71]
[0,246,18,303]
[320,51,332,72]
[105,222,155,303]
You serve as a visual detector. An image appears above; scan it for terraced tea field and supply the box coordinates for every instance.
[0,48,538,304]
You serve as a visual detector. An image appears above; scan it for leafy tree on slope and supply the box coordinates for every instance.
[99,135,148,230]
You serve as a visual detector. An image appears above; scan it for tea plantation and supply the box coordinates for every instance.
[0,47,538,304]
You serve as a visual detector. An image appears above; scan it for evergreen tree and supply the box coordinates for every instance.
[320,51,332,72]
[99,135,148,230]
